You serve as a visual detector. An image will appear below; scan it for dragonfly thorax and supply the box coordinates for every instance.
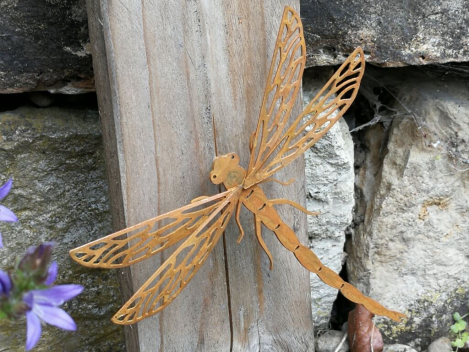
[210,153,246,189]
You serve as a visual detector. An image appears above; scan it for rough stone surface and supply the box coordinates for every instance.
[2,1,468,93]
[383,345,418,352]
[428,337,452,352]
[316,330,349,352]
[0,106,124,351]
[303,69,355,329]
[0,0,94,93]
[347,77,469,351]
[302,0,469,67]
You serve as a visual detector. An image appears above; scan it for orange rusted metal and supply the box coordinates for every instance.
[70,6,405,325]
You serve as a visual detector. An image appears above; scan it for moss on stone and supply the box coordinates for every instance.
[377,285,469,351]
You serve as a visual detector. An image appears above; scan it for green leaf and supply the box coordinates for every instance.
[462,332,469,342]
[454,312,463,321]
[456,320,467,331]
[452,338,465,348]
[450,320,467,333]
[0,311,7,320]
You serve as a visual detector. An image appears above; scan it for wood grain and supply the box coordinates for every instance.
[206,2,314,350]
[85,2,138,351]
[86,0,314,350]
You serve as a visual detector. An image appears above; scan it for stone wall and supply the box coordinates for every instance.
[1,1,467,93]
[304,64,469,351]
[302,70,355,330]
[0,98,125,351]
[0,0,93,93]
[302,0,469,66]
[346,67,469,351]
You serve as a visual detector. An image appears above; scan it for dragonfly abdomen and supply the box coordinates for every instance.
[241,186,406,322]
[241,186,303,252]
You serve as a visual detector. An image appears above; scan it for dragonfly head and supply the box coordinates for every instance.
[210,153,245,188]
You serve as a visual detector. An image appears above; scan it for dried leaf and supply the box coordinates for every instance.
[348,304,384,352]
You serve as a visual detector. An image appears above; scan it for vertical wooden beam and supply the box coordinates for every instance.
[204,2,314,350]
[85,2,139,351]
[86,0,314,350]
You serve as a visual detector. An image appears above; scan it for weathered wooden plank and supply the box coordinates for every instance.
[87,0,314,350]
[85,2,138,351]
[204,2,314,350]
[86,1,230,350]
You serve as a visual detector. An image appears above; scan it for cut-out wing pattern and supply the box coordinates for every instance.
[244,47,365,188]
[247,7,306,179]
[112,188,241,324]
[70,190,233,268]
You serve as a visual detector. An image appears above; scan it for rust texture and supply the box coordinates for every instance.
[70,6,405,325]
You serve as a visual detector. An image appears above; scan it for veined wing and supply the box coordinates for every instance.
[69,189,234,268]
[247,6,306,176]
[112,187,241,325]
[244,47,365,188]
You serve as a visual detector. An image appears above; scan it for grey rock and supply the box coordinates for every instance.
[303,69,355,329]
[383,344,418,352]
[302,0,469,67]
[0,106,124,351]
[0,0,94,93]
[428,337,452,352]
[347,77,469,350]
[316,330,349,352]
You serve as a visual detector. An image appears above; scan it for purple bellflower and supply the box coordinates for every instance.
[0,243,83,351]
[0,270,12,297]
[44,261,58,286]
[0,180,84,350]
[19,245,83,350]
[15,244,83,350]
[0,178,18,248]
[23,283,83,351]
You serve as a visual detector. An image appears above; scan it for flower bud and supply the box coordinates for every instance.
[17,243,54,285]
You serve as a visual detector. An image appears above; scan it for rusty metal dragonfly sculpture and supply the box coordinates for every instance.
[70,6,405,325]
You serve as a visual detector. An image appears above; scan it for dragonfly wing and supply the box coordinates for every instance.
[112,187,241,325]
[245,47,365,187]
[69,190,233,268]
[247,6,306,175]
